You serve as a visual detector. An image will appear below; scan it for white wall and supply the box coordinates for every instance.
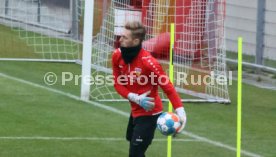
[225,0,276,60]
[0,0,71,32]
[264,0,276,60]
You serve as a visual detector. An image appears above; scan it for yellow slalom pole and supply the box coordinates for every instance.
[237,37,243,157]
[167,23,174,157]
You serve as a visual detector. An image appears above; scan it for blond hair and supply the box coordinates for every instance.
[125,21,146,43]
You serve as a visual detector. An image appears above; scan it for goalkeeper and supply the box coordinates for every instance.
[112,21,187,157]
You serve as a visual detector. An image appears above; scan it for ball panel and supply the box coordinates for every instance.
[157,117,166,125]
[165,119,174,128]
[166,127,175,135]
[173,121,181,129]
[164,113,172,119]
[157,124,162,131]
[171,114,179,122]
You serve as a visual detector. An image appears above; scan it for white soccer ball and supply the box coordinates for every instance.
[157,112,181,136]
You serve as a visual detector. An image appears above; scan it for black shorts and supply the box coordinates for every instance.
[126,114,160,157]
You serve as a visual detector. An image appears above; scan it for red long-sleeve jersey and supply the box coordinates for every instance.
[112,48,183,118]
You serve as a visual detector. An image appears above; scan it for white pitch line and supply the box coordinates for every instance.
[0,136,199,142]
[181,131,262,157]
[0,72,263,157]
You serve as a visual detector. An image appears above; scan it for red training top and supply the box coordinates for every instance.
[112,48,183,118]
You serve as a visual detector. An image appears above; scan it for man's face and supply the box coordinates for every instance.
[119,29,139,47]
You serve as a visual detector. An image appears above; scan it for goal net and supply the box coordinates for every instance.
[90,0,230,103]
[0,0,230,103]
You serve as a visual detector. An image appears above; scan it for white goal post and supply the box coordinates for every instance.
[80,0,94,101]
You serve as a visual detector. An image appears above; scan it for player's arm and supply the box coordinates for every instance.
[112,50,131,98]
[143,56,187,132]
[143,56,182,108]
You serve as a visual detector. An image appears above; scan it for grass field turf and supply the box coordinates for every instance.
[1,16,276,157]
[0,61,275,157]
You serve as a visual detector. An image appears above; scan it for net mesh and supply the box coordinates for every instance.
[90,0,230,102]
[0,0,229,102]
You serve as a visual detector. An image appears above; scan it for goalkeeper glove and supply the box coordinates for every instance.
[127,91,155,111]
[175,107,187,133]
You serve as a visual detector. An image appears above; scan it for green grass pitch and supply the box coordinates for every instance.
[0,20,275,157]
[0,61,275,157]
